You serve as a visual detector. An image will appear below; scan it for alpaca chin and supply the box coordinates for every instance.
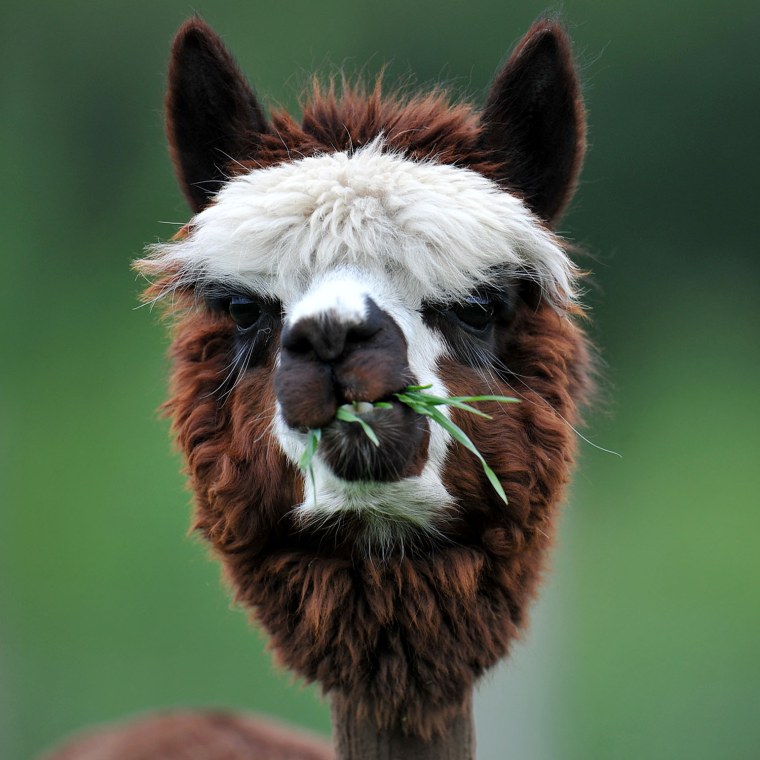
[273,406,455,537]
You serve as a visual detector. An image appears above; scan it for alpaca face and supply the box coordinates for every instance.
[148,143,578,540]
[139,17,591,735]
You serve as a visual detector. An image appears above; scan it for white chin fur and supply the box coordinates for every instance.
[274,398,456,543]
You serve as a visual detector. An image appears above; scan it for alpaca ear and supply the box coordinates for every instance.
[166,18,269,212]
[480,19,585,226]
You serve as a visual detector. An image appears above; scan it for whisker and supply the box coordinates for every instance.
[203,342,250,400]
[496,366,621,457]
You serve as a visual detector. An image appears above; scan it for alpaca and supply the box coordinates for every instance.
[43,15,591,760]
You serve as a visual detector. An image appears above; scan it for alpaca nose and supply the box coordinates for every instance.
[281,304,383,363]
[275,298,411,431]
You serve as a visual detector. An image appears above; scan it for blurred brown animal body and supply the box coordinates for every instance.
[44,15,590,760]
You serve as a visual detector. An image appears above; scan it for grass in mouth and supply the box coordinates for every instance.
[299,427,321,502]
[299,385,519,504]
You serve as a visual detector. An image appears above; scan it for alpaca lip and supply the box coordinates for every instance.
[338,401,376,417]
[331,398,403,433]
[320,398,427,482]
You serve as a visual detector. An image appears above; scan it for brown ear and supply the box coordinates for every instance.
[166,17,269,212]
[480,19,586,226]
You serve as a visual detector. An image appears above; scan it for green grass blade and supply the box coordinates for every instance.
[397,391,517,417]
[431,399,492,418]
[425,406,508,504]
[399,391,453,405]
[424,405,483,460]
[447,394,520,404]
[298,386,514,508]
[336,407,380,446]
[299,428,321,470]
[480,460,508,504]
[394,385,512,504]
[299,428,322,507]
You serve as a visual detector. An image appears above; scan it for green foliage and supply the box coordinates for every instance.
[300,388,519,504]
[335,405,381,446]
[299,427,322,505]
[393,386,518,503]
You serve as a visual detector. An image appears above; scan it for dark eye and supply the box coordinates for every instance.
[451,294,495,331]
[229,296,261,330]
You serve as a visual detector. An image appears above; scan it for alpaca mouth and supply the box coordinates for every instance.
[318,399,428,482]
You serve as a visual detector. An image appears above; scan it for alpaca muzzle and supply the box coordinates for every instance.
[275,297,428,481]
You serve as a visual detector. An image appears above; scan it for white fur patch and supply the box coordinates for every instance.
[287,273,368,327]
[144,139,577,307]
[274,268,454,533]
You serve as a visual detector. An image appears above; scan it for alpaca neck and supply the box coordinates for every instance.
[331,693,475,760]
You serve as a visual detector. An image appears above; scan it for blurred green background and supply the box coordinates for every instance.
[2,1,758,758]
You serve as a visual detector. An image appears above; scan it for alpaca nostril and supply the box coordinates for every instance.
[282,318,348,362]
[345,320,381,345]
[341,324,382,362]
[282,299,383,364]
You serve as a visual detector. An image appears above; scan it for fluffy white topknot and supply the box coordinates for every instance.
[143,139,577,308]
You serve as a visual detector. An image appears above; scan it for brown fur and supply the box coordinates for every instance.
[162,295,590,739]
[149,16,592,742]
[231,80,497,180]
[40,710,333,760]
[480,18,586,223]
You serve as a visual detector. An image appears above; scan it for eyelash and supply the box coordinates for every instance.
[200,293,282,380]
[205,293,281,323]
[420,288,520,368]
[228,296,262,331]
[449,294,497,332]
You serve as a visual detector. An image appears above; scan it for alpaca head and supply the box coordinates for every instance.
[138,17,591,738]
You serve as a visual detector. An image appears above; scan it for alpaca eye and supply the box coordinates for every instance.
[451,294,495,331]
[229,296,261,330]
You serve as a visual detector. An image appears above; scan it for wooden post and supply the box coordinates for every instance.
[331,694,475,760]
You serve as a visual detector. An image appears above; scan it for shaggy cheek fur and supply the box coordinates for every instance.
[164,303,589,740]
[440,304,589,623]
[166,312,302,555]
